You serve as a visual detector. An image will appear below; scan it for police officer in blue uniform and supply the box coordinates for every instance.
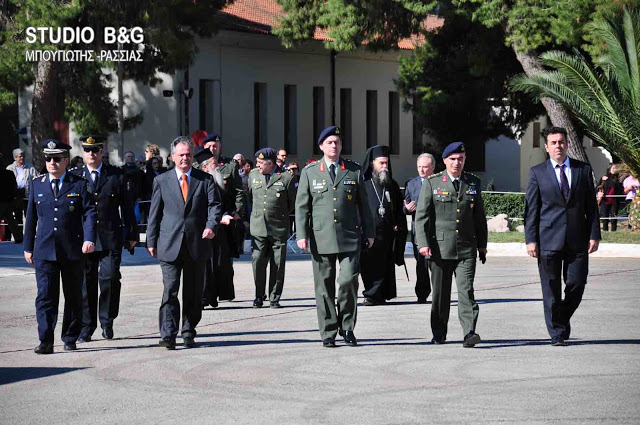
[70,135,138,342]
[23,139,97,354]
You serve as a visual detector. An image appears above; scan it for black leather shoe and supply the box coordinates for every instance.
[63,342,77,351]
[34,342,53,354]
[77,335,91,343]
[270,301,281,309]
[463,332,481,348]
[417,298,427,304]
[343,331,358,347]
[431,336,446,345]
[364,298,377,306]
[159,339,176,350]
[551,339,567,347]
[262,294,268,301]
[253,298,263,308]
[322,337,336,348]
[102,328,114,340]
[183,336,197,348]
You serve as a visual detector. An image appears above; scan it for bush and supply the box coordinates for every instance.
[483,193,526,219]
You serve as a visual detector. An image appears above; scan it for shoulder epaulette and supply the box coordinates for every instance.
[465,172,480,179]
[428,172,443,179]
[69,166,80,171]
[303,161,320,170]
[344,158,360,166]
[33,174,45,180]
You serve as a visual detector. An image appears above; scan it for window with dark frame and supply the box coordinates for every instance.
[366,90,378,148]
[313,86,325,156]
[254,82,268,152]
[284,85,297,155]
[412,96,424,154]
[388,91,399,154]
[533,122,540,148]
[340,88,352,155]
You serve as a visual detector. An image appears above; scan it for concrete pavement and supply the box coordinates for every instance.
[0,241,639,424]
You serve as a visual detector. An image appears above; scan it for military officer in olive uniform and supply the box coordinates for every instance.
[248,148,297,308]
[70,135,138,342]
[200,133,245,306]
[23,139,97,354]
[295,126,375,347]
[415,142,488,348]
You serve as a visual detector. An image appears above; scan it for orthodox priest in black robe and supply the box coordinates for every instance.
[360,145,407,305]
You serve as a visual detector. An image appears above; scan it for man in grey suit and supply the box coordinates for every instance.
[404,153,436,303]
[147,137,222,349]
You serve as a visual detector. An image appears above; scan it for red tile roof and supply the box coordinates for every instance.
[218,0,443,50]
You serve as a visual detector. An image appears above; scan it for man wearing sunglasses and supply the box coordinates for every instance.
[23,139,97,354]
[70,135,138,342]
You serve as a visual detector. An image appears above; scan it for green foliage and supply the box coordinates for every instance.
[483,193,526,219]
[511,6,640,179]
[396,7,543,154]
[274,0,437,51]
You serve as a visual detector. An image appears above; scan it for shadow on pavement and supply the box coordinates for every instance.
[476,338,640,349]
[0,366,89,385]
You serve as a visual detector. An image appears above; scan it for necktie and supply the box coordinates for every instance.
[453,179,460,192]
[329,164,336,182]
[557,164,570,202]
[181,174,188,202]
[89,171,98,192]
[265,174,271,184]
[52,178,59,198]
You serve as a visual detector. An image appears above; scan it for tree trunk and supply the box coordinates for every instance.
[31,60,64,172]
[514,49,590,164]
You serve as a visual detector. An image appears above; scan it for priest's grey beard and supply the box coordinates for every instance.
[208,168,224,188]
[373,170,390,186]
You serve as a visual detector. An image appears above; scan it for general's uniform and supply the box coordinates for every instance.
[24,170,96,346]
[295,156,374,341]
[69,162,137,339]
[248,165,296,304]
[415,170,487,342]
[202,154,245,305]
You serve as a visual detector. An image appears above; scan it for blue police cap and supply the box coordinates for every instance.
[442,141,465,159]
[203,133,221,144]
[42,139,72,155]
[317,126,341,145]
[80,135,106,147]
[255,147,277,161]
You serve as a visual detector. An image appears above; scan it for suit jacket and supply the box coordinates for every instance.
[24,172,96,261]
[69,164,138,251]
[415,171,488,260]
[404,175,423,241]
[146,168,222,263]
[295,158,374,255]
[6,162,38,194]
[248,167,296,241]
[525,158,601,252]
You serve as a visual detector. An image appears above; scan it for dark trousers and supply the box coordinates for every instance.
[203,228,235,305]
[538,248,588,341]
[0,201,22,242]
[429,257,479,340]
[361,237,395,301]
[311,251,359,340]
[412,242,431,300]
[251,235,286,302]
[81,248,122,336]
[159,240,205,340]
[34,258,84,343]
[599,202,618,231]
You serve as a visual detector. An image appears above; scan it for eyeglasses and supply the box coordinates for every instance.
[45,156,64,163]
[83,147,101,153]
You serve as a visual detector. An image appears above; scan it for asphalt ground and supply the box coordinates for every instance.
[0,241,639,424]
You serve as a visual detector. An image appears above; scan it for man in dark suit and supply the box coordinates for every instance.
[525,126,601,346]
[70,135,138,342]
[147,137,222,349]
[23,139,96,354]
[404,153,436,304]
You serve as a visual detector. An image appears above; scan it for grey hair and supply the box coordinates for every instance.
[418,153,436,166]
[170,136,194,154]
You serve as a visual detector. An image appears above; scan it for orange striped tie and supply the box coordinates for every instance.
[181,174,188,202]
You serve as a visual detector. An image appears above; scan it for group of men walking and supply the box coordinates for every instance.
[22,124,600,353]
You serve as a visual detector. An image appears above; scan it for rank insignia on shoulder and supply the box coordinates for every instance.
[343,180,357,185]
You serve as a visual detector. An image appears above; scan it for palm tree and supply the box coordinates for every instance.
[511,6,640,179]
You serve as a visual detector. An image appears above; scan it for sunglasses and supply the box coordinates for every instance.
[83,147,101,153]
[45,156,64,163]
